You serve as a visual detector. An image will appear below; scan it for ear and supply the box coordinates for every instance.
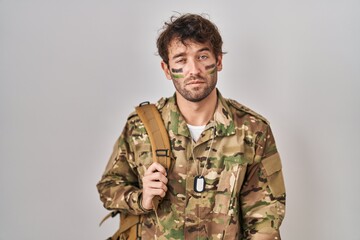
[161,61,172,80]
[216,54,223,72]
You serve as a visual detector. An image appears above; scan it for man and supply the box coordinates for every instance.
[97,13,286,239]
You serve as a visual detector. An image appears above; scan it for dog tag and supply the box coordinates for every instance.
[194,176,205,193]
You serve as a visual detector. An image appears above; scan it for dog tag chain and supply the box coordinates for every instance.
[191,126,216,193]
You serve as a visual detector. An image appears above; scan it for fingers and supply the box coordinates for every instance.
[144,171,168,185]
[143,183,168,197]
[145,179,168,192]
[141,162,169,210]
[144,162,167,184]
[145,162,167,176]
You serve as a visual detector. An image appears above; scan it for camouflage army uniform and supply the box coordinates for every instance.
[97,91,286,239]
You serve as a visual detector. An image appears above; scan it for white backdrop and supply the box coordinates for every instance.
[1,1,359,239]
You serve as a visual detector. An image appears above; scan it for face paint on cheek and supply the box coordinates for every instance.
[171,68,183,73]
[205,63,217,75]
[171,73,185,79]
[170,68,185,79]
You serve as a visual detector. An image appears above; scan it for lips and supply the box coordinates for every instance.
[186,80,205,85]
[185,75,206,85]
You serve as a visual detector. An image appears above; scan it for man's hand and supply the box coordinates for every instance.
[141,162,168,210]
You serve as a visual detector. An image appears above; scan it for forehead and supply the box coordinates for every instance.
[167,39,214,57]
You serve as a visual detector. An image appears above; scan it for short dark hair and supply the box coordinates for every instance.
[157,13,223,64]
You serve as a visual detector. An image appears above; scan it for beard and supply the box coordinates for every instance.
[172,73,217,102]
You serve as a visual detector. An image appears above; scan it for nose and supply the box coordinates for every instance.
[187,59,201,76]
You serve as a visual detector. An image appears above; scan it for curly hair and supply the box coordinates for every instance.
[157,14,223,64]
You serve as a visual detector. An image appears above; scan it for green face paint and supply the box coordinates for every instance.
[208,67,217,75]
[171,73,185,79]
[205,63,216,70]
[171,67,184,79]
[205,63,217,75]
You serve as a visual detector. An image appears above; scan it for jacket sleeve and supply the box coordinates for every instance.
[96,120,151,215]
[240,125,286,239]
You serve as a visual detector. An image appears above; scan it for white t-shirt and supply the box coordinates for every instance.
[187,124,206,142]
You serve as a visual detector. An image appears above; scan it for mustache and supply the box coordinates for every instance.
[185,74,206,83]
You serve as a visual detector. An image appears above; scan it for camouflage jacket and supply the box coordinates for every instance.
[97,91,286,239]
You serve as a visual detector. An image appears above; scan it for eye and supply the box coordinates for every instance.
[198,55,208,60]
[175,58,186,64]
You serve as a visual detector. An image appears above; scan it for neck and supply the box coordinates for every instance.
[176,89,217,126]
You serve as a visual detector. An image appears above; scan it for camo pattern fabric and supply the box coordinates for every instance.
[97,90,286,240]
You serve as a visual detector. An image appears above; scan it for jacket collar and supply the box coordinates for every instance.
[159,89,236,140]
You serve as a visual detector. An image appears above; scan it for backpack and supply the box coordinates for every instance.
[100,102,171,240]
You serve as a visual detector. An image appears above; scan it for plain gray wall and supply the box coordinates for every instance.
[1,0,359,239]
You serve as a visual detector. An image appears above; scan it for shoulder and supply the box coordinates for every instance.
[126,97,169,123]
[122,97,170,144]
[225,98,270,125]
[155,97,169,111]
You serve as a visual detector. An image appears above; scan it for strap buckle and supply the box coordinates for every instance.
[138,101,150,106]
[155,149,169,157]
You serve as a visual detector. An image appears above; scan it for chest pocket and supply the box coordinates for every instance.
[213,155,247,215]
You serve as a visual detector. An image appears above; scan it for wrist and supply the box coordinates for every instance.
[139,193,153,212]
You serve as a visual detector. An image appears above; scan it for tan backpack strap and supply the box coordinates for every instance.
[107,214,141,240]
[135,102,171,210]
[135,102,171,170]
[119,214,141,234]
[101,102,169,239]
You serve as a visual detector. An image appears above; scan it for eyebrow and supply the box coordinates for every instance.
[198,47,211,53]
[171,47,212,60]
